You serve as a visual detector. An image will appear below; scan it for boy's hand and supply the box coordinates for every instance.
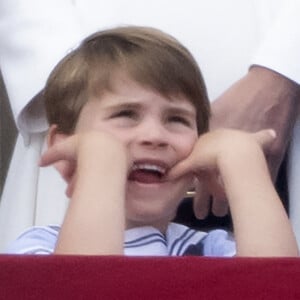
[40,131,129,197]
[167,129,276,218]
[194,66,299,219]
[40,134,79,182]
[42,131,128,255]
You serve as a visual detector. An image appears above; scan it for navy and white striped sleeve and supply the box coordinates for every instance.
[5,226,59,254]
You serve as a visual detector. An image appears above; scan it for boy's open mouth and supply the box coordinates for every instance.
[128,163,167,184]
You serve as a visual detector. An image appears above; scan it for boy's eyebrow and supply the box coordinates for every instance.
[104,102,142,111]
[103,100,196,118]
[166,106,196,118]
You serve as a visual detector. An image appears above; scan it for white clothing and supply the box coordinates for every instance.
[0,0,300,251]
[5,223,236,257]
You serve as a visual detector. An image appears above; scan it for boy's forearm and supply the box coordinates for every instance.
[219,142,298,256]
[55,135,128,255]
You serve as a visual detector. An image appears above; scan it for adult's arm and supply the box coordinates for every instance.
[194,0,300,218]
[214,0,300,180]
[211,66,300,181]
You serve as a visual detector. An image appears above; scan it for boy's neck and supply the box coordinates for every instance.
[125,220,169,234]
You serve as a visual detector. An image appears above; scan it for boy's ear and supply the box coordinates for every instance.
[47,124,69,147]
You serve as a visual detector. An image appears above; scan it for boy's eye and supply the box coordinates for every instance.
[112,109,137,119]
[168,115,191,127]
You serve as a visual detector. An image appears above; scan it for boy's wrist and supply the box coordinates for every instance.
[212,129,271,193]
[72,131,129,202]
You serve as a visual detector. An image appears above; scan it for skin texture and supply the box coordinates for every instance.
[40,76,298,256]
[193,65,300,219]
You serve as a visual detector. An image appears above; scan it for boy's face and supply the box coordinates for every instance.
[75,76,198,231]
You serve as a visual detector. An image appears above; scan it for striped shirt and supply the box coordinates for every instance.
[5,223,236,256]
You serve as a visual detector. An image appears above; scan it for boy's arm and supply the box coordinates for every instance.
[217,131,297,256]
[40,132,128,255]
[168,129,298,256]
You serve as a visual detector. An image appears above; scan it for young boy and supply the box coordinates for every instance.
[6,26,298,256]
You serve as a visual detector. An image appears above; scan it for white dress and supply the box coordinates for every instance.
[0,0,300,251]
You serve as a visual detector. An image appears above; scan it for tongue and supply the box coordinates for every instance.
[129,170,162,184]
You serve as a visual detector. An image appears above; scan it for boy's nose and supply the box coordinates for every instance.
[136,120,169,148]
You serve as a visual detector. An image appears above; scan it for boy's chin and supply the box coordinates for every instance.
[125,212,175,232]
[125,192,186,228]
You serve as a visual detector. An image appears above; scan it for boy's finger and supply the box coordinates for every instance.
[60,161,76,182]
[39,140,76,166]
[39,147,66,166]
[211,197,229,217]
[167,159,194,180]
[253,129,276,150]
[66,174,76,198]
[193,182,211,219]
[39,150,56,167]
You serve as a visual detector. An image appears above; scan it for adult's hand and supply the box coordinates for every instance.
[193,65,300,219]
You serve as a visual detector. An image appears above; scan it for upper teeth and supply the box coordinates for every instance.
[132,163,166,175]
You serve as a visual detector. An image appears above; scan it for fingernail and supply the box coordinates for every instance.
[195,212,207,220]
[268,129,277,138]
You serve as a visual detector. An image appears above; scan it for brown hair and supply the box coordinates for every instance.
[44,26,210,134]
